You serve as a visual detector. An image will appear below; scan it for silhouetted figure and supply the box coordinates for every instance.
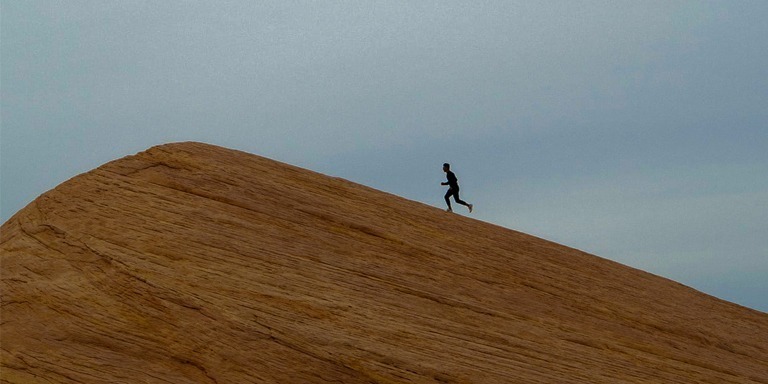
[442,163,473,213]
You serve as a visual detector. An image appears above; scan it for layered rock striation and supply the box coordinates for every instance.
[2,142,767,383]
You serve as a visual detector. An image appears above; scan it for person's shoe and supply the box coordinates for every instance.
[446,207,453,213]
[468,204,473,213]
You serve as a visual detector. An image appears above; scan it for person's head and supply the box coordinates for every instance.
[443,163,450,172]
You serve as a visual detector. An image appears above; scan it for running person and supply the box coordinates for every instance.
[442,163,473,213]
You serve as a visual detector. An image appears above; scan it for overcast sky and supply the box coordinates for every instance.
[2,1,766,312]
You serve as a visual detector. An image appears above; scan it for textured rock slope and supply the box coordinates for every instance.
[2,142,767,383]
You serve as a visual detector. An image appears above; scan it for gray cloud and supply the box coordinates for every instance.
[2,1,767,311]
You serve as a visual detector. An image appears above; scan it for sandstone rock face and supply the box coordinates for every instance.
[2,142,766,383]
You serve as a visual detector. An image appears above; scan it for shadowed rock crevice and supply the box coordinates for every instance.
[2,142,767,383]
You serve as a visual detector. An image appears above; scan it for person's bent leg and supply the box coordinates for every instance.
[444,190,453,211]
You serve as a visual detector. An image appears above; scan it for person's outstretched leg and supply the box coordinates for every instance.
[453,190,473,213]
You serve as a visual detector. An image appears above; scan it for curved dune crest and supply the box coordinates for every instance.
[2,142,767,383]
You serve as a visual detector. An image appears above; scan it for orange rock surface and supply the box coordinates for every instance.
[2,142,767,383]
